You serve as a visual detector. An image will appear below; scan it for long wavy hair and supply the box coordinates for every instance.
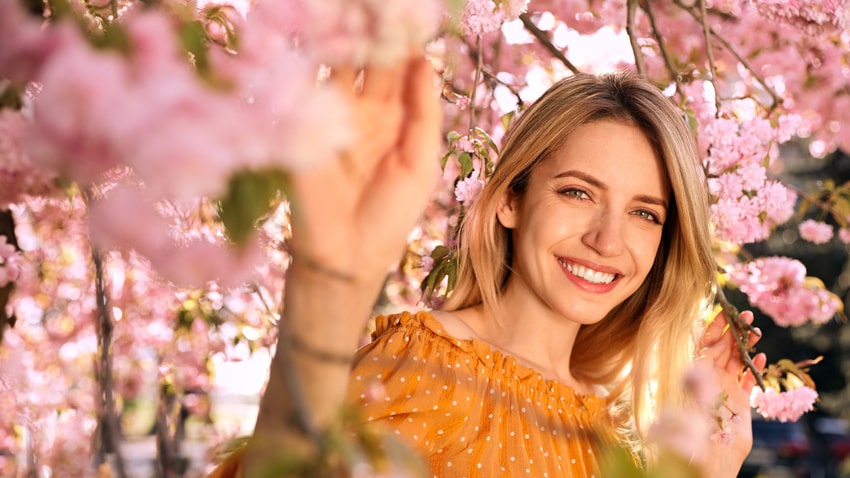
[442,70,716,443]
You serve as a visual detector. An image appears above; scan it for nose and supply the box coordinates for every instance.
[581,208,625,257]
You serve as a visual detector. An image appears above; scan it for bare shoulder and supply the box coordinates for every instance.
[428,309,480,341]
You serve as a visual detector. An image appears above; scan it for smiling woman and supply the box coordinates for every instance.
[343,71,747,476]
[209,63,764,478]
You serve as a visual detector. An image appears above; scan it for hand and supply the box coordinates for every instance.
[696,309,767,476]
[288,54,442,282]
[244,54,442,472]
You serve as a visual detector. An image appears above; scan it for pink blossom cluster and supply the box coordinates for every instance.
[87,183,266,288]
[750,386,818,422]
[700,115,799,244]
[647,406,713,464]
[0,109,56,208]
[751,0,849,36]
[454,170,485,207]
[727,257,840,326]
[461,0,530,35]
[0,236,20,287]
[0,196,282,473]
[798,219,834,244]
[8,7,350,199]
[251,0,442,66]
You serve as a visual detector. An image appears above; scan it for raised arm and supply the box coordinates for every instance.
[241,54,442,476]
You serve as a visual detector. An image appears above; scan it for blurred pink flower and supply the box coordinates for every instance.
[0,0,78,83]
[711,426,735,445]
[149,235,264,288]
[0,109,57,207]
[839,228,850,243]
[647,407,712,462]
[252,0,442,66]
[27,34,131,185]
[86,185,172,255]
[798,219,834,244]
[420,254,435,272]
[752,0,848,35]
[684,360,721,410]
[461,0,505,36]
[454,171,485,207]
[750,386,818,422]
[0,236,22,287]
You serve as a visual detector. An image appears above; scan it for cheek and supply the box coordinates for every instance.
[632,231,664,275]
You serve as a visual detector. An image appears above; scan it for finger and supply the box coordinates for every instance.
[700,311,729,348]
[361,62,405,101]
[740,310,754,325]
[398,55,442,171]
[748,327,762,348]
[358,54,441,225]
[701,338,734,369]
[740,352,767,390]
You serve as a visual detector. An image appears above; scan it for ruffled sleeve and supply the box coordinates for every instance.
[346,311,476,461]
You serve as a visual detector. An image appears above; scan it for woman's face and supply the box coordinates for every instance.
[497,119,670,324]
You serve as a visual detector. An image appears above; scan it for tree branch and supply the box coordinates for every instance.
[640,0,683,98]
[715,285,766,390]
[673,0,783,111]
[469,35,484,134]
[519,13,580,74]
[698,0,722,115]
[92,246,129,478]
[626,0,647,75]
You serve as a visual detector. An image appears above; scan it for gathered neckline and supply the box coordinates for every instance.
[374,310,607,409]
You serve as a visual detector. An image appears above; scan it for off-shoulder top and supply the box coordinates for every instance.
[345,310,613,477]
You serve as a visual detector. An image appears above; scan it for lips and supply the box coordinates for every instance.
[557,258,618,285]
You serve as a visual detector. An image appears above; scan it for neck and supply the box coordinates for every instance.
[468,275,586,392]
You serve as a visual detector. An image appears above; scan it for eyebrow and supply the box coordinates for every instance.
[553,170,669,209]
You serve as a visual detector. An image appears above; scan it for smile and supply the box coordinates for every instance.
[558,259,617,285]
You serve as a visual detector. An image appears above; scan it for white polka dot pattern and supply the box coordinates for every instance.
[346,311,614,477]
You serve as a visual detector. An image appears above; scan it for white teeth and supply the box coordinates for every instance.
[559,260,616,284]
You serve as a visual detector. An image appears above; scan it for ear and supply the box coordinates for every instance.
[496,191,519,229]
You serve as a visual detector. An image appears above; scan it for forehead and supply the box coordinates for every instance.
[535,120,670,198]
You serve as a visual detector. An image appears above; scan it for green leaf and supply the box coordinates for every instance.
[179,20,211,74]
[446,130,463,143]
[446,258,457,293]
[473,126,499,153]
[0,84,23,110]
[430,245,451,262]
[218,169,290,245]
[458,152,474,178]
[500,111,515,132]
[440,150,454,171]
[96,22,132,55]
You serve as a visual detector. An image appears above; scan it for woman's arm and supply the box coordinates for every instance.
[243,55,442,475]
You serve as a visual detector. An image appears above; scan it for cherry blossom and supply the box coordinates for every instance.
[751,0,849,36]
[798,218,834,244]
[727,257,841,326]
[750,386,818,422]
[454,170,485,207]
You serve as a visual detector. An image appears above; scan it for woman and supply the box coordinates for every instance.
[214,54,764,477]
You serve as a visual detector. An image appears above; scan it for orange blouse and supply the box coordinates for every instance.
[346,311,612,477]
[209,310,613,477]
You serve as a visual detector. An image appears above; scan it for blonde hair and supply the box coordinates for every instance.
[442,71,716,443]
